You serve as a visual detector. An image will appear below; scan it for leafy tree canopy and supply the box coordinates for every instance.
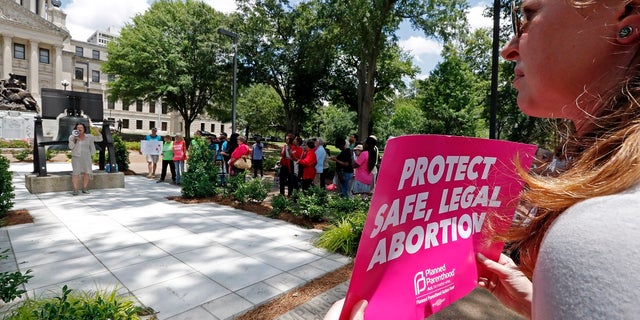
[103,0,230,140]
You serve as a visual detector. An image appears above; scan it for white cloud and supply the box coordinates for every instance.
[64,0,149,41]
[467,2,493,31]
[63,0,238,42]
[399,36,442,63]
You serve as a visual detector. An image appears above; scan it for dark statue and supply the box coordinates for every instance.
[0,73,40,113]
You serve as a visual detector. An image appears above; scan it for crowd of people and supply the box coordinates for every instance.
[278,133,379,198]
[136,129,381,197]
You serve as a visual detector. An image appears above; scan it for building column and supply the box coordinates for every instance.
[2,35,12,79]
[54,45,63,89]
[29,40,39,94]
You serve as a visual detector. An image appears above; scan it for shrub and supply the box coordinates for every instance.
[0,156,14,217]
[6,285,146,319]
[263,155,279,172]
[291,187,329,220]
[45,148,56,161]
[113,134,130,171]
[242,178,271,204]
[326,196,369,222]
[270,194,290,216]
[315,210,368,257]
[13,149,31,162]
[124,140,140,151]
[0,248,32,303]
[181,137,218,199]
[0,139,30,148]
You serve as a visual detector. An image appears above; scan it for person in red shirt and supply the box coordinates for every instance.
[298,139,317,190]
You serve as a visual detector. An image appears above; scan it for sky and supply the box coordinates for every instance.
[60,0,493,78]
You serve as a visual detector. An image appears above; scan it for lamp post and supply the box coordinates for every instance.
[61,79,69,91]
[217,28,238,134]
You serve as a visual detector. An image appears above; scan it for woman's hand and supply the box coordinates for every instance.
[323,298,367,320]
[477,253,532,318]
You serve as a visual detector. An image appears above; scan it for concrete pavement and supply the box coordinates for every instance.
[3,161,350,319]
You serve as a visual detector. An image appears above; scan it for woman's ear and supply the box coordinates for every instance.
[617,2,640,44]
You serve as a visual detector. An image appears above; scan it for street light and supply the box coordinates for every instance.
[217,28,237,134]
[61,79,69,91]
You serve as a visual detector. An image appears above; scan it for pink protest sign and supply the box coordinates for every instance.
[340,134,536,320]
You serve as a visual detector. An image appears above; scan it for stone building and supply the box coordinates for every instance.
[0,0,229,139]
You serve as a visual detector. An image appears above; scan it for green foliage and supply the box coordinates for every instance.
[314,105,357,147]
[123,141,140,151]
[236,0,335,134]
[326,196,369,222]
[270,194,290,216]
[113,134,130,171]
[263,154,279,172]
[0,156,15,216]
[6,285,144,320]
[45,149,56,161]
[236,84,283,138]
[315,210,368,257]
[0,249,32,303]
[13,149,31,162]
[0,140,30,148]
[104,0,230,141]
[238,178,271,204]
[290,187,329,220]
[227,174,272,204]
[181,137,219,199]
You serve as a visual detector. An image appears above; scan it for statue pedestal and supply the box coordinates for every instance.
[0,110,36,140]
[24,171,125,194]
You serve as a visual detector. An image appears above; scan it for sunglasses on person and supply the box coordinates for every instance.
[512,0,523,38]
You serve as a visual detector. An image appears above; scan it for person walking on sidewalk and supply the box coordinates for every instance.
[172,134,187,185]
[68,122,99,195]
[143,128,162,178]
[157,135,176,184]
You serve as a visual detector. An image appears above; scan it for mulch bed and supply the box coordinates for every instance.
[2,209,34,226]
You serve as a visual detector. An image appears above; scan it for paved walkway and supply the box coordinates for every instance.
[3,161,350,319]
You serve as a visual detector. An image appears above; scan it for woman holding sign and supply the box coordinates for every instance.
[326,0,640,319]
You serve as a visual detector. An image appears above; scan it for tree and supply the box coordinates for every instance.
[321,0,468,139]
[416,42,482,136]
[236,84,283,137]
[235,0,335,134]
[103,0,229,142]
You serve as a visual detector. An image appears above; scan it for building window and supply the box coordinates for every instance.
[200,123,205,131]
[107,74,115,82]
[39,48,49,64]
[92,50,100,60]
[107,101,115,110]
[92,70,100,83]
[149,101,156,114]
[136,100,143,112]
[210,124,215,132]
[149,121,156,130]
[74,67,84,80]
[136,120,143,129]
[221,125,225,133]
[161,122,167,131]
[161,102,168,114]
[122,119,130,129]
[123,103,129,111]
[14,44,25,60]
[75,46,83,57]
